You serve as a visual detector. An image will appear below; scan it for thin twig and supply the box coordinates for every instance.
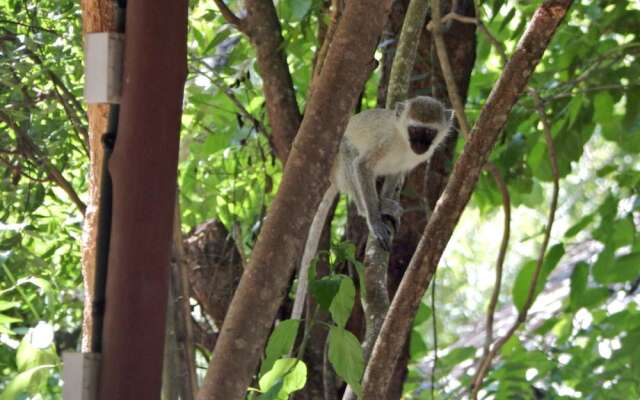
[470,88,560,398]
[211,78,266,135]
[212,0,247,34]
[429,1,470,135]
[51,86,90,156]
[477,22,508,65]
[0,110,86,214]
[0,18,59,34]
[430,3,513,393]
[430,275,438,399]
[481,163,510,355]
[427,12,477,29]
[7,35,91,150]
[547,83,640,101]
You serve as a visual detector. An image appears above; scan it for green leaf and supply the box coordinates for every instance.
[0,365,54,400]
[596,165,617,178]
[512,244,564,312]
[610,217,635,249]
[500,335,526,358]
[569,262,588,310]
[310,275,341,311]
[280,0,312,22]
[258,358,307,400]
[333,242,360,267]
[578,287,610,308]
[329,277,355,328]
[414,301,432,326]
[567,95,583,128]
[409,330,428,360]
[608,252,640,283]
[260,320,300,377]
[593,246,615,284]
[512,261,539,312]
[15,276,52,293]
[499,7,516,32]
[564,213,594,238]
[328,326,364,396]
[257,381,284,400]
[0,313,21,325]
[594,92,615,124]
[437,347,476,375]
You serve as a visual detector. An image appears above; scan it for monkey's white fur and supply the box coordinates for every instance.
[291,96,453,321]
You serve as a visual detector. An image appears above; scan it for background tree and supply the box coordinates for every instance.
[0,0,639,399]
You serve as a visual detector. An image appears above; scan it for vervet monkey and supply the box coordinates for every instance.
[291,96,454,320]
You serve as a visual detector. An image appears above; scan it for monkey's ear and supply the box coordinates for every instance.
[445,109,455,123]
[395,101,407,118]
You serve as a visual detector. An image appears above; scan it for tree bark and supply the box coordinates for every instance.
[196,0,392,398]
[244,0,302,162]
[184,219,243,327]
[385,1,477,397]
[361,1,573,396]
[79,0,117,353]
[341,2,430,399]
[344,0,476,397]
[97,1,188,398]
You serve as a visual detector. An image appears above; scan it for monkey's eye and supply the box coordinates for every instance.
[408,126,438,154]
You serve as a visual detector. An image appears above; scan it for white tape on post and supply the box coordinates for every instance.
[84,32,124,104]
[62,352,101,400]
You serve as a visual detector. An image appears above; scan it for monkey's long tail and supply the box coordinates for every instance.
[290,183,339,321]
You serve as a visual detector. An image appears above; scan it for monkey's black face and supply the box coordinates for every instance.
[408,125,438,154]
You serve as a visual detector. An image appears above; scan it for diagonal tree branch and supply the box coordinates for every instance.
[430,0,512,378]
[361,1,573,396]
[196,0,393,398]
[212,0,247,33]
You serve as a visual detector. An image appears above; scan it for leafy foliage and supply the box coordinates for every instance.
[0,0,638,398]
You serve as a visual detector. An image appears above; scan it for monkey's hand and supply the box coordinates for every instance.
[379,198,402,232]
[370,219,394,252]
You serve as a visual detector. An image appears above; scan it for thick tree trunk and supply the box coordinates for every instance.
[97,1,188,398]
[79,0,117,353]
[197,0,392,398]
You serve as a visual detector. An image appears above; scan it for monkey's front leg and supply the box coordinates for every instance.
[354,160,393,251]
[380,173,405,232]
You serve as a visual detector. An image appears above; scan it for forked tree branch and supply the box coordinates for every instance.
[361,1,573,396]
[196,0,393,398]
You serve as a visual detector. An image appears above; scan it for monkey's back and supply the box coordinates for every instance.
[342,109,397,153]
[331,108,401,198]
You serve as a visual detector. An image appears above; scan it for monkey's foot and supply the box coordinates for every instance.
[380,198,402,232]
[371,220,394,252]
